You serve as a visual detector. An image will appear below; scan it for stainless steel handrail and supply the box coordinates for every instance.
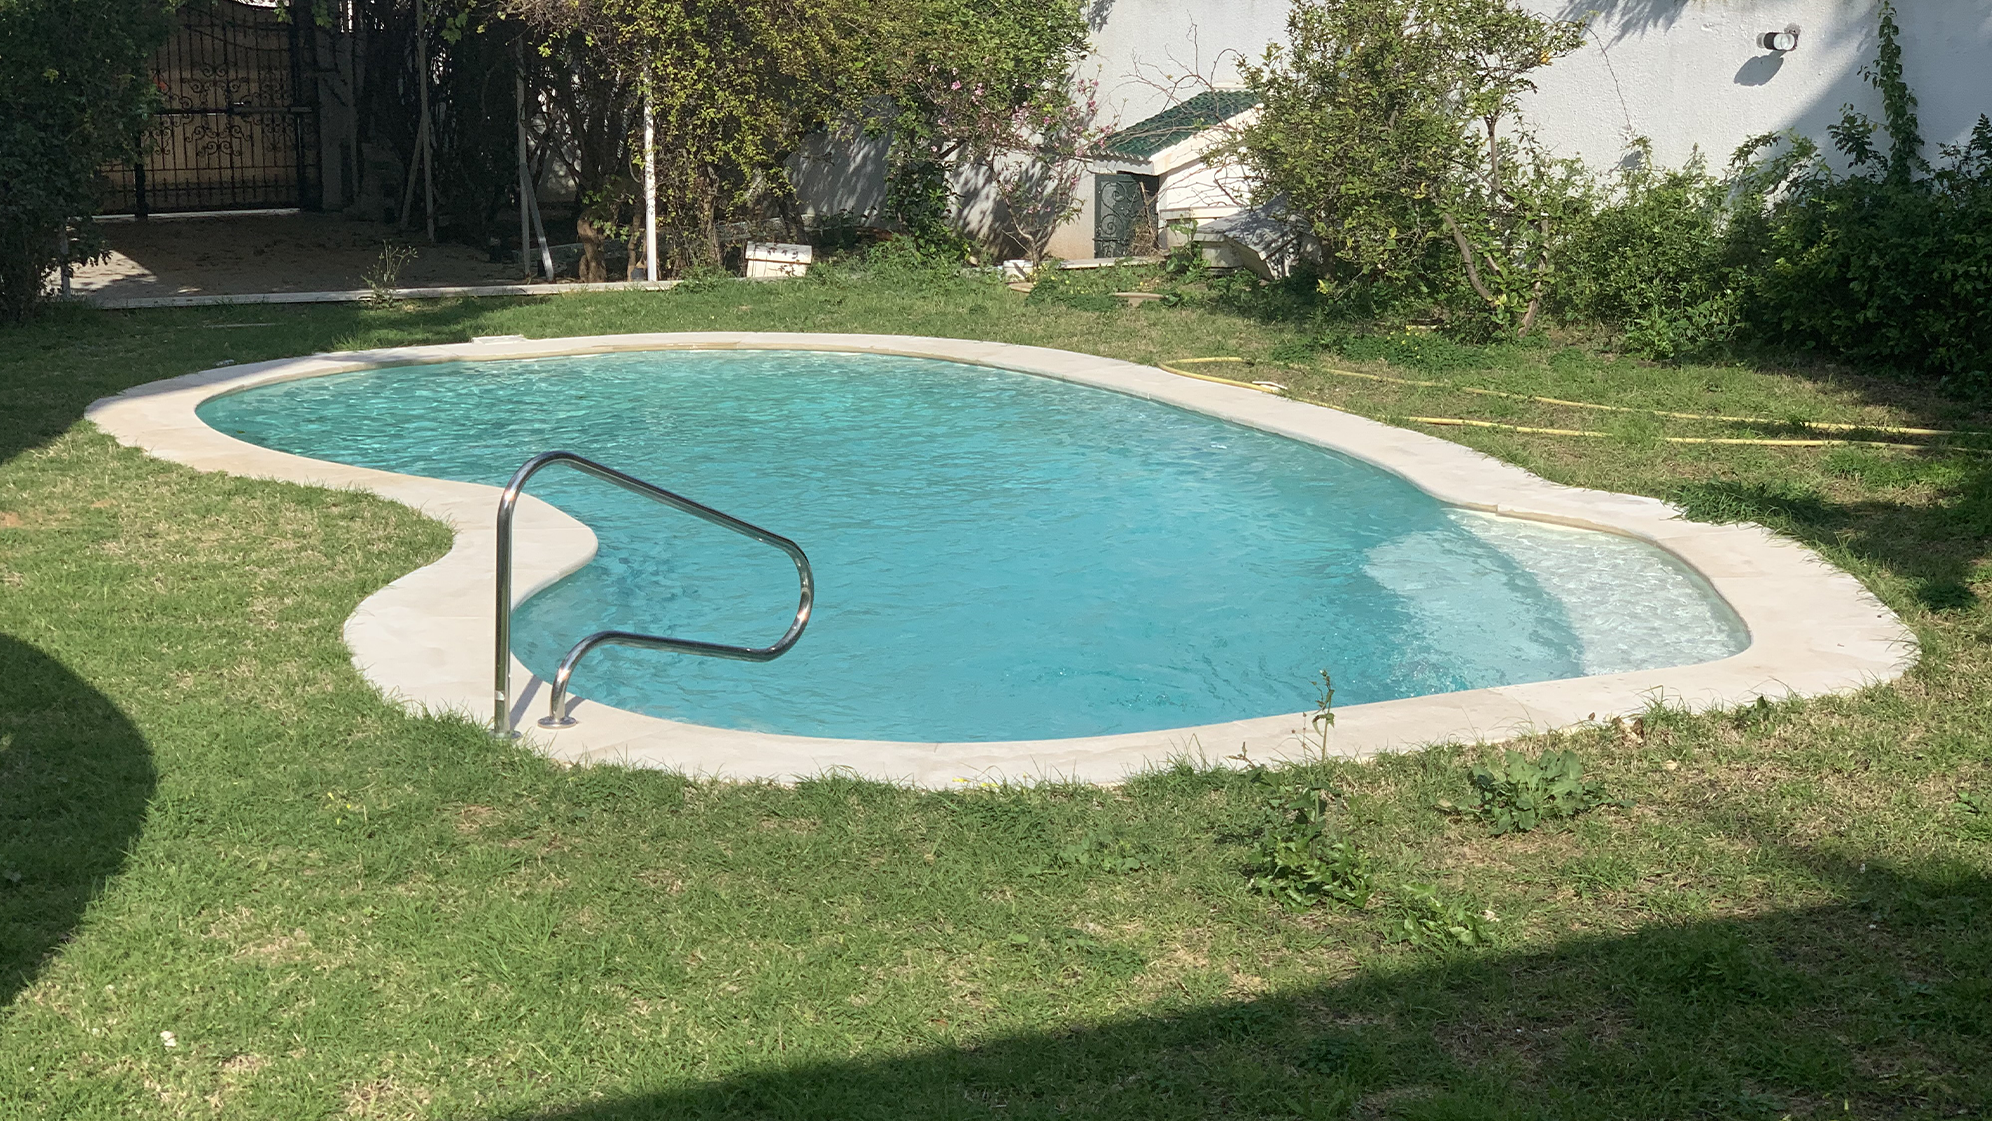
[494,451,813,736]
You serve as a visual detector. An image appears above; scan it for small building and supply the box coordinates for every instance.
[1047,89,1259,261]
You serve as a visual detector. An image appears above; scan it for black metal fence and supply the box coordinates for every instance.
[101,0,321,215]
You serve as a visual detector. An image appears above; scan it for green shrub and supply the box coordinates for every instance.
[1735,127,1992,382]
[1557,0,1992,375]
[0,0,171,321]
[1233,0,1585,336]
[1233,0,1990,373]
[1462,748,1613,834]
[1729,2,1992,381]
[1555,143,1742,360]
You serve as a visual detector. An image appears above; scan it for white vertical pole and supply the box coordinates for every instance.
[643,65,658,282]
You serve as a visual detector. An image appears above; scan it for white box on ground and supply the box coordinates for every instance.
[745,242,812,278]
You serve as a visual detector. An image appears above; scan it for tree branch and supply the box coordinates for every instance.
[1520,215,1550,331]
[1442,212,1497,306]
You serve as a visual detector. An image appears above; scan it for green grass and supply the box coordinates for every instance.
[2,264,1989,1119]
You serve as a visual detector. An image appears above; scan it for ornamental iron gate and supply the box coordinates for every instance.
[1093,172,1158,258]
[102,0,321,215]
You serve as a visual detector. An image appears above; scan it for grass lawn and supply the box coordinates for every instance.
[2,262,1989,1120]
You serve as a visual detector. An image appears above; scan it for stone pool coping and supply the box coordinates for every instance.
[87,332,1916,787]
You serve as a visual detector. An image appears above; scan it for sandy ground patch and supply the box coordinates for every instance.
[69,212,527,298]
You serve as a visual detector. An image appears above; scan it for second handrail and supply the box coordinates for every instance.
[494,450,813,736]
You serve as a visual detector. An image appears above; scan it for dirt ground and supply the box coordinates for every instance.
[69,211,530,299]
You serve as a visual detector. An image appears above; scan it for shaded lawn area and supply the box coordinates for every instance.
[1,266,1989,1119]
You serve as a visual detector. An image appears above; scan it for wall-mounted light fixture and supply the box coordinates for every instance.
[1760,24,1801,52]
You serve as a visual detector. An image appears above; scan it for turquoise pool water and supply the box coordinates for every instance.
[200,349,1747,741]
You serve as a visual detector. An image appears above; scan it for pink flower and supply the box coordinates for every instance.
[951,81,961,91]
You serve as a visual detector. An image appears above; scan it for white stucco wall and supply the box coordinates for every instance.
[1076,0,1292,131]
[833,1,1992,259]
[1155,159,1253,222]
[789,128,891,224]
[1530,0,1992,170]
[1079,0,1990,171]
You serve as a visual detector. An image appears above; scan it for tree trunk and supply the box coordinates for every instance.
[698,175,721,269]
[576,215,607,282]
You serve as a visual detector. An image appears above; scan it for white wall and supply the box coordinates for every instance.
[1078,0,1290,133]
[1156,159,1253,222]
[1077,0,1991,178]
[1049,3,1289,257]
[789,128,890,223]
[1529,0,1992,171]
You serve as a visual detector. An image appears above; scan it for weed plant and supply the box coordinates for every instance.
[1390,883,1495,949]
[361,242,419,306]
[1247,779,1376,910]
[1458,748,1616,835]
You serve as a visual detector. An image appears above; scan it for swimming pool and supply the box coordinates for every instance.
[198,348,1747,743]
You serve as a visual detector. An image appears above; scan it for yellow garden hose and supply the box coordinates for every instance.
[1399,414,1982,451]
[1155,360,1286,394]
[1165,356,1990,439]
[1160,357,1992,454]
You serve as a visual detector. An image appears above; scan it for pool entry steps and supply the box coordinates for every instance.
[494,450,814,736]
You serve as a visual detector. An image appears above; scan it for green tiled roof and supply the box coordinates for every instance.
[1096,90,1259,161]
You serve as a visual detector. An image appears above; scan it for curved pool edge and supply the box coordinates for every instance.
[85,331,1917,787]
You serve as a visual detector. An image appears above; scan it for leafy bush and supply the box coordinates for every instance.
[1233,0,1988,373]
[1247,781,1377,909]
[1234,0,1585,335]
[1735,126,1992,382]
[1728,1,1992,380]
[867,0,1091,261]
[0,0,171,320]
[1555,144,1743,360]
[1461,748,1613,834]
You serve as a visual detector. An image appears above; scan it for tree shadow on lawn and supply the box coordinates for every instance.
[0,299,509,466]
[0,634,154,1006]
[503,853,1991,1121]
[1669,449,1992,612]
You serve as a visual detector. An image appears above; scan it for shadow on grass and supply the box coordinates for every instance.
[1671,453,1992,611]
[0,299,511,466]
[0,634,154,1006]
[499,855,1990,1121]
